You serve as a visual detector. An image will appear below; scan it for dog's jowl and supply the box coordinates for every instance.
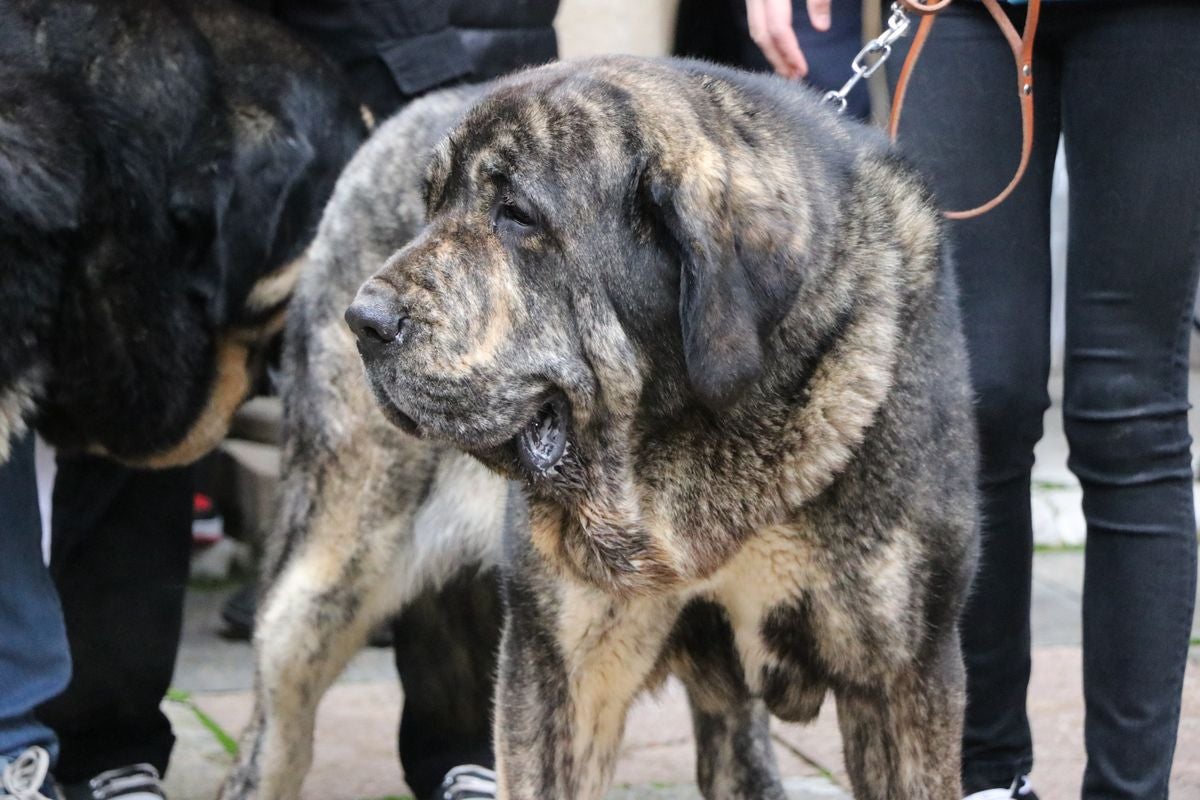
[346,56,977,800]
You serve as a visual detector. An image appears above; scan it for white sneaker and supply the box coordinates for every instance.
[1,747,58,800]
[965,775,1037,800]
[438,765,496,800]
[62,764,164,800]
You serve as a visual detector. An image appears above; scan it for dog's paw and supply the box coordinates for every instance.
[437,765,496,800]
[216,756,261,800]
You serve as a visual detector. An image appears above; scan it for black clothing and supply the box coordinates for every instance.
[674,0,869,120]
[273,0,559,117]
[36,456,193,783]
[888,3,1200,796]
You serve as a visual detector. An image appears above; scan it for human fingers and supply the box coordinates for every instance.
[807,0,831,31]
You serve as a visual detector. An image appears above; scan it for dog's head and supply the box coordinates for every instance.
[348,58,845,589]
[15,1,365,467]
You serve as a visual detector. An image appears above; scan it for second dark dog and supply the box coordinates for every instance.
[0,0,364,466]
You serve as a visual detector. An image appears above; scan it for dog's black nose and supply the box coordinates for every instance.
[346,284,408,350]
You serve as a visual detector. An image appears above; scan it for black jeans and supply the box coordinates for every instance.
[390,569,503,800]
[36,455,193,783]
[889,2,1200,797]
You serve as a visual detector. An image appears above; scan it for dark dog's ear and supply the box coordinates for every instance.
[171,167,230,323]
[210,130,317,324]
[645,150,803,411]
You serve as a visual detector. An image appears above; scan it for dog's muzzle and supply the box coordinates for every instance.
[345,281,409,357]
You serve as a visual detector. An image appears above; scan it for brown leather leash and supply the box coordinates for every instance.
[890,0,1041,219]
[828,0,1042,220]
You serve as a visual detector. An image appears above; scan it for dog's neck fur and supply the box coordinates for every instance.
[529,162,942,596]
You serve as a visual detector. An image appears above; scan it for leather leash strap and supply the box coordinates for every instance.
[887,0,1042,220]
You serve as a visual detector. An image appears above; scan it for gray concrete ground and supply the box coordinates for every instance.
[163,371,1200,800]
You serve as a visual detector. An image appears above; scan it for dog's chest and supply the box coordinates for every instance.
[693,523,918,699]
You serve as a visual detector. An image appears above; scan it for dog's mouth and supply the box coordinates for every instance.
[516,393,570,474]
[378,396,420,436]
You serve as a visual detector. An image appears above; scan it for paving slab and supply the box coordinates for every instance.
[164,681,850,800]
[168,649,1200,800]
[169,547,1200,800]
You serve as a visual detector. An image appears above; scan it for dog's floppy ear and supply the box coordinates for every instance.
[210,129,317,324]
[644,148,803,411]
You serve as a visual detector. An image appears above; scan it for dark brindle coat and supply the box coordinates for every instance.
[228,56,977,800]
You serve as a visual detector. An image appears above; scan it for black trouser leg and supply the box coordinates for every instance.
[36,454,193,783]
[890,2,1200,796]
[391,568,502,800]
[1057,6,1200,797]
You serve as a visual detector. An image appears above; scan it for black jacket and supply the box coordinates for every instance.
[267,0,560,117]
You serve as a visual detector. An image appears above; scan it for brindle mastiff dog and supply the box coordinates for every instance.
[219,85,507,800]
[345,56,978,799]
[232,55,975,800]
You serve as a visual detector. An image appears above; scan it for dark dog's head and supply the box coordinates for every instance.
[348,57,857,589]
[1,0,364,467]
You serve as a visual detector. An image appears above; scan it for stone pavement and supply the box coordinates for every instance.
[164,371,1200,800]
[162,553,1200,800]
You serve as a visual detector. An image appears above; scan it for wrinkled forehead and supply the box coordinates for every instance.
[426,70,655,205]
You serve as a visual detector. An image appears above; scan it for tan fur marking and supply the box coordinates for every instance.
[557,582,680,799]
[123,338,252,468]
[244,254,305,314]
[699,526,825,690]
[775,264,902,509]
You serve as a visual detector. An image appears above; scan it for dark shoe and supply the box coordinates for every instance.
[437,765,495,800]
[2,747,60,800]
[219,584,256,641]
[60,764,164,800]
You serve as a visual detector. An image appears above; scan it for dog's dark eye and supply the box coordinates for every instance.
[493,196,537,232]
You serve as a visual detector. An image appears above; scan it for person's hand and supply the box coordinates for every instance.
[745,0,832,79]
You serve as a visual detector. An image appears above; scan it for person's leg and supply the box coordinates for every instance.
[0,433,70,767]
[35,454,193,785]
[887,5,1063,792]
[1056,4,1200,797]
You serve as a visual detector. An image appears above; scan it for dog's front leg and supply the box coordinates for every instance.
[219,476,411,800]
[493,574,680,800]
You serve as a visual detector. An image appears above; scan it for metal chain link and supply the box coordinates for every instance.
[823,2,912,113]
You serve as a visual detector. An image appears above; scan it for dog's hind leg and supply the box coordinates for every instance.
[689,700,787,800]
[669,602,788,800]
[834,632,966,800]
